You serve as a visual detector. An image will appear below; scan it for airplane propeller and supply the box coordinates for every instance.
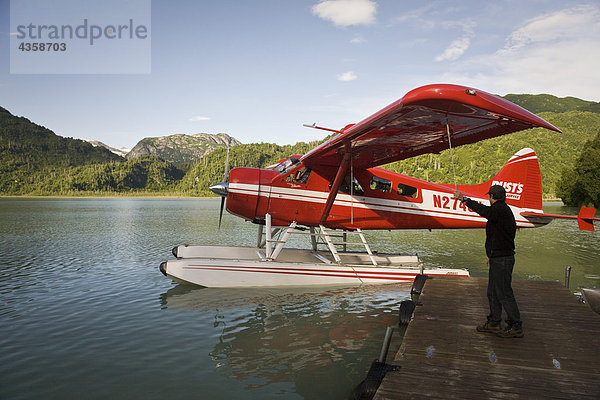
[209,145,230,229]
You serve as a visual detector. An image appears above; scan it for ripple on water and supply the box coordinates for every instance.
[2,198,597,399]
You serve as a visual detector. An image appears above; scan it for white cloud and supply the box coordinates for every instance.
[435,20,476,62]
[393,4,437,29]
[338,71,357,81]
[350,34,366,44]
[440,5,600,100]
[435,37,471,62]
[312,0,377,27]
[189,116,211,121]
[500,5,598,54]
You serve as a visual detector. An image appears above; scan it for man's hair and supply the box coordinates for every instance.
[486,184,507,201]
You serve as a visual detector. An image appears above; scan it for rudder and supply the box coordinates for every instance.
[461,148,543,210]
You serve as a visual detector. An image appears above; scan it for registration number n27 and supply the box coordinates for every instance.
[432,194,467,211]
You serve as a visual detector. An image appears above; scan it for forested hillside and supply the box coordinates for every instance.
[1,93,599,198]
[176,141,323,196]
[0,107,124,193]
[556,129,600,207]
[0,107,123,167]
[0,107,185,194]
[17,156,185,195]
[504,94,600,114]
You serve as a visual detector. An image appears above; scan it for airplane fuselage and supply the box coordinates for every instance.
[225,159,539,230]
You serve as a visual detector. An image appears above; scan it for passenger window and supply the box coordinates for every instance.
[329,175,364,195]
[370,176,391,193]
[341,176,364,195]
[397,183,418,198]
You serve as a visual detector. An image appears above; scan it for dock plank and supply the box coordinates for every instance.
[374,277,600,399]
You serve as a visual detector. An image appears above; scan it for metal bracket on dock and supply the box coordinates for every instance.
[350,326,401,400]
[399,300,416,325]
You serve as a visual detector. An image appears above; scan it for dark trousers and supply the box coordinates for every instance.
[487,255,521,328]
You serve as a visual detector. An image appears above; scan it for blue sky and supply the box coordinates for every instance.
[1,0,599,150]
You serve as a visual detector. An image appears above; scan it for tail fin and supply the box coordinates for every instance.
[459,148,543,210]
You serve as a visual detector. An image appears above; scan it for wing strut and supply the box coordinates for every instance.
[319,146,351,225]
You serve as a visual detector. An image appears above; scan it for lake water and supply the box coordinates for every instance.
[1,198,598,399]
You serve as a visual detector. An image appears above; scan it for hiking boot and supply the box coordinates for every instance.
[496,325,524,338]
[476,322,502,334]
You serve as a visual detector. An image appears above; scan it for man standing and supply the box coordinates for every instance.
[454,185,523,338]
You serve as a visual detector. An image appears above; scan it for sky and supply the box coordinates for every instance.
[1,0,599,150]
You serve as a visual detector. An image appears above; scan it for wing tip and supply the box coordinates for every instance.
[404,84,562,133]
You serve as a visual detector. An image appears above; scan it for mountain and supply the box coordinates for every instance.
[81,139,130,157]
[0,106,183,195]
[502,94,600,114]
[0,106,124,167]
[127,133,241,164]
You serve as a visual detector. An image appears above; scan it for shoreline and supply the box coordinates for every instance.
[0,193,565,204]
[0,193,220,199]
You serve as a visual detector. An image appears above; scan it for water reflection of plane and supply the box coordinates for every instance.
[160,283,410,397]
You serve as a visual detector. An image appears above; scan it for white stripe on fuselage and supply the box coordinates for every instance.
[229,183,536,227]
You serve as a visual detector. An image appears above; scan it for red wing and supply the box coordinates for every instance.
[301,84,561,169]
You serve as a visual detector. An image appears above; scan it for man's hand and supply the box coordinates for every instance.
[453,189,464,202]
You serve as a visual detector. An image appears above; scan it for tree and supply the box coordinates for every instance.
[557,130,600,207]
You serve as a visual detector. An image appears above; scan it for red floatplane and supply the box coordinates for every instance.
[160,84,598,287]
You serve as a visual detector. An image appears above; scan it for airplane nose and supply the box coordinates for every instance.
[210,182,229,197]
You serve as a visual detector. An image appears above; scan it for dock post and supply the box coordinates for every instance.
[378,326,394,363]
[565,265,572,289]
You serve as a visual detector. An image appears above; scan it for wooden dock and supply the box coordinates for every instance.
[374,277,600,399]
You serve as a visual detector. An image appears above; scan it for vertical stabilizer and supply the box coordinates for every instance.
[459,148,543,210]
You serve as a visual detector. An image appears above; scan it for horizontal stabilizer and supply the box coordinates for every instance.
[521,207,599,231]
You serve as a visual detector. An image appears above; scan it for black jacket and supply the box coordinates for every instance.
[464,198,516,258]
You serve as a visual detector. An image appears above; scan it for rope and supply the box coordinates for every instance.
[446,123,458,190]
[350,153,354,224]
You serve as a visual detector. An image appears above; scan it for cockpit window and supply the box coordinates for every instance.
[274,157,300,174]
[370,176,392,193]
[292,167,311,184]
